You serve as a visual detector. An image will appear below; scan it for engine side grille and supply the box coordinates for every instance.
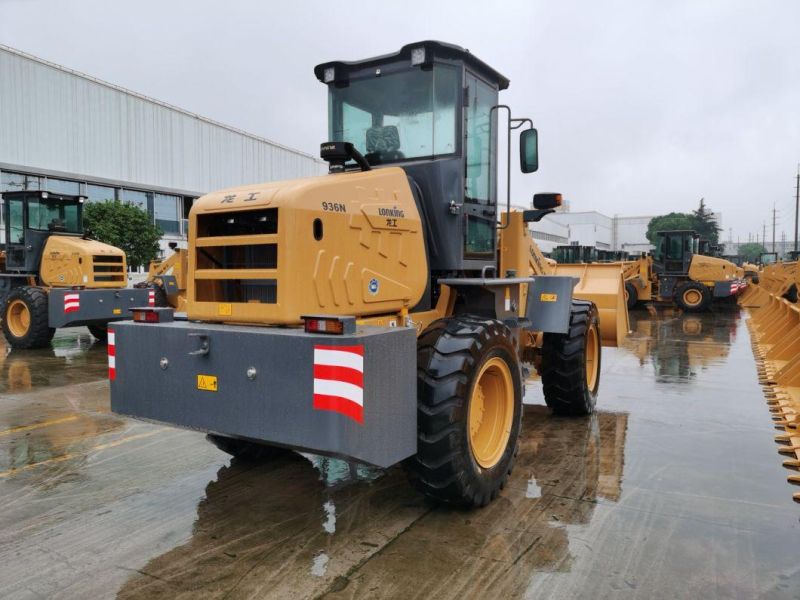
[193,208,280,305]
[92,255,125,283]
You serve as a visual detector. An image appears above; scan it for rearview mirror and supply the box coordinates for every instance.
[533,193,562,210]
[520,128,538,173]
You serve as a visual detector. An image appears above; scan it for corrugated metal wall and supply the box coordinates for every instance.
[0,45,324,195]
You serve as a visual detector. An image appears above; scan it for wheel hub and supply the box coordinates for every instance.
[585,323,599,390]
[684,289,702,306]
[7,300,30,339]
[468,357,514,469]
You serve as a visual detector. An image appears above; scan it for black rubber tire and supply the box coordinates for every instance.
[624,281,638,310]
[206,434,290,462]
[2,287,55,349]
[541,300,601,416]
[87,324,108,341]
[152,283,169,308]
[784,284,798,303]
[675,281,712,312]
[403,315,523,508]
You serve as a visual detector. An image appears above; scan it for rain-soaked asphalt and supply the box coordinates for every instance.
[0,307,798,599]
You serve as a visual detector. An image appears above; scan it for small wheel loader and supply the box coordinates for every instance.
[110,41,628,507]
[0,190,154,348]
[621,230,746,312]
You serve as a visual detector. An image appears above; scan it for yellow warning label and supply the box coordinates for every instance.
[218,303,232,316]
[112,308,122,315]
[540,293,558,302]
[197,374,218,392]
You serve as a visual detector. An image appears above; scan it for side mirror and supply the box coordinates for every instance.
[533,193,562,210]
[520,128,538,173]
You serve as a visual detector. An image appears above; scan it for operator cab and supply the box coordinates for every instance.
[315,41,540,279]
[2,190,85,272]
[653,230,699,274]
[760,252,778,266]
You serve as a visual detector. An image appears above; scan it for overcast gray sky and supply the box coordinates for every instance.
[1,0,798,242]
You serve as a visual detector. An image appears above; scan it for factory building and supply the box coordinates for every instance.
[0,44,324,254]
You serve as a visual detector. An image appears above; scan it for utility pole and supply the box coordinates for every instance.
[763,222,767,247]
[773,205,777,253]
[795,164,799,252]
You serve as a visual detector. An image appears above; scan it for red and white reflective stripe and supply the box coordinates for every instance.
[313,345,364,424]
[107,329,116,381]
[148,290,156,307]
[64,293,80,314]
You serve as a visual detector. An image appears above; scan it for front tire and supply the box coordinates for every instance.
[151,283,169,308]
[624,281,638,310]
[2,287,55,349]
[541,300,601,416]
[404,316,523,508]
[675,281,711,312]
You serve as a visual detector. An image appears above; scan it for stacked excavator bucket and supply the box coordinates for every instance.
[740,261,797,308]
[740,260,800,501]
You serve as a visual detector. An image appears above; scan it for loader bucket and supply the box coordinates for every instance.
[743,293,800,502]
[553,263,630,347]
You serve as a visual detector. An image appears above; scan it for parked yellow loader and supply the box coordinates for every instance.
[110,41,628,507]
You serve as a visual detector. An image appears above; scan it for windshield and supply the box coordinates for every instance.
[761,253,777,264]
[328,65,458,165]
[27,198,82,233]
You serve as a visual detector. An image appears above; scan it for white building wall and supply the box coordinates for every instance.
[613,215,653,253]
[529,218,569,254]
[549,211,613,249]
[0,44,325,196]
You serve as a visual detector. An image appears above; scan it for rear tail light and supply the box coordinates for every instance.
[302,315,356,335]
[131,307,175,323]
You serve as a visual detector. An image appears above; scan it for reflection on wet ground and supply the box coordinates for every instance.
[1,313,798,599]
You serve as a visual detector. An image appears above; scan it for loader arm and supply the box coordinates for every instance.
[499,212,629,346]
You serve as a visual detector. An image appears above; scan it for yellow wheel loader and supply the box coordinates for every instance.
[0,190,154,349]
[621,230,745,312]
[110,41,627,507]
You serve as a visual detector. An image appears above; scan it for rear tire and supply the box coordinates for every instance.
[152,284,169,308]
[404,315,523,508]
[206,434,290,461]
[87,324,108,341]
[675,281,711,312]
[541,300,601,416]
[624,281,638,310]
[2,287,55,349]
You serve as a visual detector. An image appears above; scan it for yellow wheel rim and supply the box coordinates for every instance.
[585,323,599,390]
[468,356,514,469]
[6,299,30,339]
[683,289,703,307]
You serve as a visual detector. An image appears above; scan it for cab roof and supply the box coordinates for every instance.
[314,40,510,90]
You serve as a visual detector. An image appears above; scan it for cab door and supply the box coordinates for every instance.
[4,195,27,270]
[463,72,498,263]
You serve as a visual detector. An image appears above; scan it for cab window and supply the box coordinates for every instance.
[8,199,24,244]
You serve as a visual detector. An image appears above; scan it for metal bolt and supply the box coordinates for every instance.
[159,357,169,370]
[246,367,257,380]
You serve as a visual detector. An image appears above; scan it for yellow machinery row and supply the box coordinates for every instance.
[739,260,800,501]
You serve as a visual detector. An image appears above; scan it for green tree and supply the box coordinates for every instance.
[83,200,162,269]
[646,212,696,243]
[738,242,767,263]
[692,197,721,244]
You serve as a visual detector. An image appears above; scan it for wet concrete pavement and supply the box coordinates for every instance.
[0,309,798,599]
